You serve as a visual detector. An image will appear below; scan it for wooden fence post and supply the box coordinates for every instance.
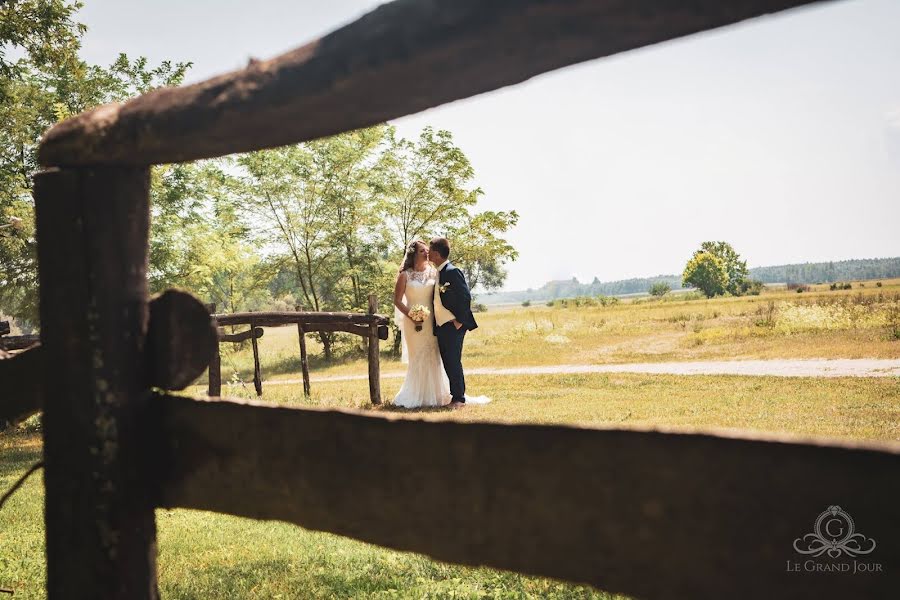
[34,167,159,598]
[206,303,221,397]
[295,305,311,397]
[250,317,262,396]
[368,294,382,405]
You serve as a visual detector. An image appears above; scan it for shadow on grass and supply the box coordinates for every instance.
[0,433,42,479]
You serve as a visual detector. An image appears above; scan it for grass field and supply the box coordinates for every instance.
[1,279,898,598]
[217,278,900,382]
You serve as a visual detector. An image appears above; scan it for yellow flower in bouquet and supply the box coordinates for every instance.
[408,304,431,332]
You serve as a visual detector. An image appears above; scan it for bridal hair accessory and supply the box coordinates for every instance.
[408,304,430,332]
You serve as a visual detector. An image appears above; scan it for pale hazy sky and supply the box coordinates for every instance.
[76,0,900,292]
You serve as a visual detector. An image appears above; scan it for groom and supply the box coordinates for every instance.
[429,236,477,409]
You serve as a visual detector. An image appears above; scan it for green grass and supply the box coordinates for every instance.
[3,374,898,598]
[2,278,899,598]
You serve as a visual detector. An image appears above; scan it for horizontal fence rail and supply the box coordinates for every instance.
[213,311,388,328]
[38,0,822,167]
[0,334,41,351]
[0,346,44,426]
[153,394,900,600]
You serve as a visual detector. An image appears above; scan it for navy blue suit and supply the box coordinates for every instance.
[434,262,477,402]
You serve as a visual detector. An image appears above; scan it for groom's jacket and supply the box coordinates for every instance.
[434,262,478,333]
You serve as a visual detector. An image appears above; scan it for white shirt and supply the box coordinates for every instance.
[432,260,457,326]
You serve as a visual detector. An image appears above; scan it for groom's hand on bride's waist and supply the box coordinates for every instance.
[452,320,463,330]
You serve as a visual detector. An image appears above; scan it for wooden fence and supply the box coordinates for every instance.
[2,1,898,598]
[207,298,389,401]
[0,321,40,353]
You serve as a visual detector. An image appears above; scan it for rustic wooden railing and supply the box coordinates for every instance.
[207,297,389,400]
[0,320,40,352]
[2,0,897,598]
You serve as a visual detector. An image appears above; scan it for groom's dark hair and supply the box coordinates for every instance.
[429,237,450,260]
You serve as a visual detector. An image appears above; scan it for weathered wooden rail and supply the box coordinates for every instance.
[0,320,40,352]
[4,0,896,598]
[206,298,389,400]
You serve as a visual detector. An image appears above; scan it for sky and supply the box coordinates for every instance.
[75,0,900,292]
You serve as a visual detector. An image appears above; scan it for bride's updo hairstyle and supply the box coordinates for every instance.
[400,239,427,273]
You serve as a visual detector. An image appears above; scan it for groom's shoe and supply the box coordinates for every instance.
[448,400,466,409]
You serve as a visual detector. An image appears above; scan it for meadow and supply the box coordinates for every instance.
[217,277,900,382]
[2,279,898,598]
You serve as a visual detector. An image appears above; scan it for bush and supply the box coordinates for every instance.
[876,281,883,287]
[649,282,671,297]
[597,295,620,307]
[754,301,778,328]
[472,302,488,313]
[737,279,765,296]
[521,300,531,307]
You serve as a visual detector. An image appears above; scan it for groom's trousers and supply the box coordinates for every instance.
[436,323,466,401]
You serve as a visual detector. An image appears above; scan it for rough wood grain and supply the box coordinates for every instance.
[0,345,44,427]
[218,327,264,343]
[296,306,310,397]
[147,289,217,391]
[301,322,386,338]
[205,303,221,397]
[38,0,822,167]
[367,294,381,405]
[34,167,159,599]
[0,320,9,337]
[213,311,388,328]
[153,395,899,600]
[0,334,40,350]
[250,320,262,397]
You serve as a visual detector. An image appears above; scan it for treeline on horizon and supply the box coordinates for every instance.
[479,257,900,305]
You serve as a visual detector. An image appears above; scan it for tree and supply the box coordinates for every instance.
[149,159,271,313]
[699,241,749,296]
[649,282,671,297]
[444,210,519,292]
[376,126,480,249]
[682,251,728,298]
[0,1,191,324]
[237,130,391,360]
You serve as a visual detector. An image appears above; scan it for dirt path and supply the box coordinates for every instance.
[262,358,900,386]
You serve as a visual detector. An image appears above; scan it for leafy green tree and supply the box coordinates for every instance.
[237,132,392,360]
[0,0,84,78]
[0,1,191,324]
[682,251,728,298]
[699,241,749,295]
[649,282,671,296]
[375,126,480,249]
[445,210,519,292]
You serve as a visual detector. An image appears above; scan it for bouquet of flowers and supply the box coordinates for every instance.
[407,304,430,332]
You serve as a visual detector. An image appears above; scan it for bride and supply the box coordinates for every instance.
[392,240,452,408]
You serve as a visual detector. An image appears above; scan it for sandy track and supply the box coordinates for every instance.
[261,358,900,386]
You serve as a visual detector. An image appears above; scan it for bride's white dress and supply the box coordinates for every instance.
[393,265,452,408]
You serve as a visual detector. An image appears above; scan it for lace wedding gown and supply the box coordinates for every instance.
[393,266,452,408]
